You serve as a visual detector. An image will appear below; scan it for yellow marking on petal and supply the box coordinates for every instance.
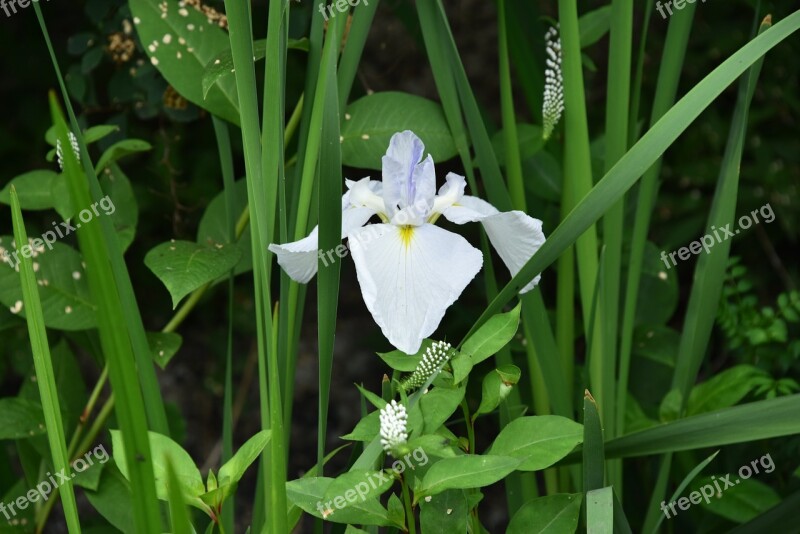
[399,226,414,249]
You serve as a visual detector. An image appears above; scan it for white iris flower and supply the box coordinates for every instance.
[268,130,546,354]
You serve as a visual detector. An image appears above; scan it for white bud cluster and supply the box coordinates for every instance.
[379,400,408,455]
[56,132,80,171]
[542,25,563,141]
[401,340,453,391]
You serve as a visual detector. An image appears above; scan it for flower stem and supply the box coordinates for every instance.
[401,475,416,534]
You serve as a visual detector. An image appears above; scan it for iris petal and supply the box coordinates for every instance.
[348,223,483,354]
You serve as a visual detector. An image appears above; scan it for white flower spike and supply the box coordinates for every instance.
[379,400,408,455]
[401,340,453,391]
[268,130,546,354]
[542,25,563,141]
[56,132,80,171]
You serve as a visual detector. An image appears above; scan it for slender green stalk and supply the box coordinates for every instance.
[10,188,82,534]
[212,115,236,534]
[602,0,633,491]
[222,0,286,530]
[498,0,525,211]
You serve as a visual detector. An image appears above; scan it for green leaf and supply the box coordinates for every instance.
[0,398,45,439]
[129,0,240,124]
[72,461,105,491]
[506,493,582,534]
[461,302,521,365]
[322,470,395,510]
[147,331,183,369]
[0,171,58,211]
[377,338,432,372]
[95,139,151,173]
[286,477,397,527]
[111,429,206,507]
[144,240,242,308]
[417,455,521,497]
[450,352,473,385]
[45,124,119,147]
[489,416,583,471]
[417,382,466,434]
[406,434,460,459]
[579,5,612,48]
[686,365,766,416]
[340,92,457,169]
[202,37,309,98]
[420,489,468,533]
[85,463,135,534]
[196,179,252,276]
[218,429,270,485]
[475,365,520,417]
[0,237,96,331]
[695,477,780,523]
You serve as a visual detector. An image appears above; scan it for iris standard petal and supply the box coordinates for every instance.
[431,172,467,215]
[381,131,436,222]
[348,223,483,354]
[442,196,546,293]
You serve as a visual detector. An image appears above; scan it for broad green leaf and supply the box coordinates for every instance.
[147,331,183,369]
[0,171,58,211]
[72,461,106,491]
[85,463,135,534]
[417,455,521,497]
[322,470,395,509]
[420,489,468,533]
[0,237,96,330]
[377,338,432,372]
[695,477,780,523]
[450,352,473,385]
[111,429,205,507]
[507,493,582,534]
[0,398,45,439]
[687,365,766,416]
[406,434,460,459]
[144,240,242,308]
[286,477,397,527]
[461,302,521,365]
[218,429,270,485]
[129,0,240,124]
[341,410,379,442]
[475,365,520,417]
[418,382,466,434]
[95,139,151,173]
[202,37,309,98]
[340,92,457,169]
[489,416,583,471]
[196,179,251,276]
[634,242,679,326]
[579,6,612,48]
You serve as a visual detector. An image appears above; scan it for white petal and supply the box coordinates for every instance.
[268,184,379,284]
[431,172,467,215]
[348,223,483,354]
[346,177,385,216]
[268,227,320,283]
[443,196,546,293]
[381,131,435,221]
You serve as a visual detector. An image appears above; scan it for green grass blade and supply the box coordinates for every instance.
[648,450,719,534]
[165,457,193,534]
[728,490,800,534]
[9,188,82,533]
[49,94,162,532]
[582,390,604,492]
[671,15,772,407]
[338,0,380,109]
[316,11,347,475]
[602,394,800,458]
[212,115,236,534]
